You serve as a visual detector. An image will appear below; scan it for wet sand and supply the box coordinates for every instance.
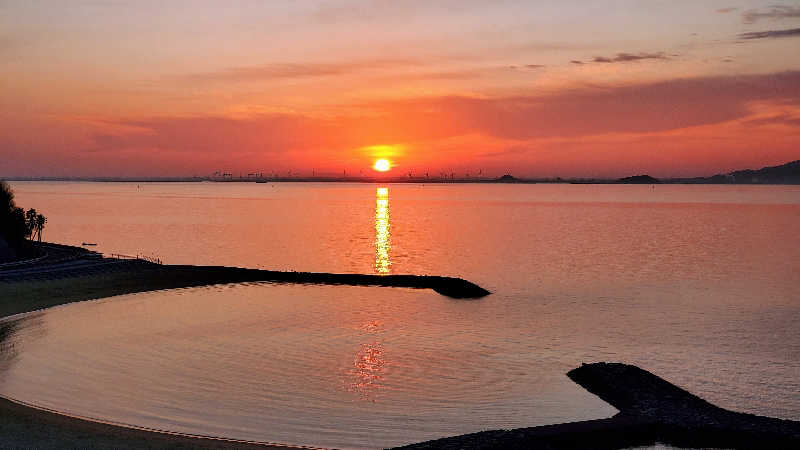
[0,395,295,449]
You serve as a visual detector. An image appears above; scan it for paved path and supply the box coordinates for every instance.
[0,243,147,282]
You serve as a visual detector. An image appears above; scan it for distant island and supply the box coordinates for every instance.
[617,174,660,184]
[4,160,799,185]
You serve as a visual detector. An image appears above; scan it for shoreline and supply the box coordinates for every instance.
[0,394,302,450]
[5,157,800,185]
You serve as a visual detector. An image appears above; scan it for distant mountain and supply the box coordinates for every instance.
[674,160,800,184]
[728,160,800,184]
[618,174,659,184]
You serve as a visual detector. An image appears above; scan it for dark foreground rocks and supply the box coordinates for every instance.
[396,362,800,449]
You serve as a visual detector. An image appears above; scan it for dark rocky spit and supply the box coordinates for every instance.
[0,242,490,299]
[164,264,492,299]
[395,362,800,449]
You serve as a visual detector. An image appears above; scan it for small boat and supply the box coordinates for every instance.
[81,242,98,246]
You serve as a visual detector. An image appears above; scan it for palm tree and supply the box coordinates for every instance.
[34,213,46,242]
[25,208,37,239]
[1,181,44,257]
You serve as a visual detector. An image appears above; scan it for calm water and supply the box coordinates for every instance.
[2,182,799,448]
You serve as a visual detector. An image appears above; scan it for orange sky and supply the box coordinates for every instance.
[2,1,800,178]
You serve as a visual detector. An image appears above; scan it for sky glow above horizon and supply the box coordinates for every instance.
[2,1,800,178]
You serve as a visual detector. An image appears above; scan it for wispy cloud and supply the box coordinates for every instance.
[179,60,418,83]
[590,52,668,63]
[508,64,546,70]
[742,5,800,24]
[716,7,737,14]
[738,27,800,40]
[744,114,800,127]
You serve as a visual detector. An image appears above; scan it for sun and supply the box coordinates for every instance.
[374,159,391,172]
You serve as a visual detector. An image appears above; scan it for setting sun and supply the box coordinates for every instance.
[374,159,391,172]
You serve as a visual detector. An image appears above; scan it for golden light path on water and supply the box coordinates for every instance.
[349,186,392,401]
[375,187,391,274]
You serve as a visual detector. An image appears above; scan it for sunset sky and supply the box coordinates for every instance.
[2,1,799,178]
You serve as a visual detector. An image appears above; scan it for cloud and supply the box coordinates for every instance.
[179,59,418,82]
[89,71,800,158]
[570,60,584,65]
[742,5,800,24]
[738,27,800,40]
[716,7,737,14]
[591,52,668,63]
[86,115,324,154]
[743,114,800,127]
[8,71,800,177]
[405,71,800,140]
[509,64,545,70]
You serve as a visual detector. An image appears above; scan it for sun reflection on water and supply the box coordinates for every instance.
[350,342,385,400]
[375,187,391,274]
[348,320,386,401]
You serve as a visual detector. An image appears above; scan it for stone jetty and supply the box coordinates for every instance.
[396,362,800,449]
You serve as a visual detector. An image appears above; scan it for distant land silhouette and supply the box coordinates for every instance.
[671,159,800,184]
[496,174,520,183]
[618,174,660,184]
[4,160,799,184]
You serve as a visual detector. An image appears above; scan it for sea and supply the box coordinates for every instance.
[1,181,799,449]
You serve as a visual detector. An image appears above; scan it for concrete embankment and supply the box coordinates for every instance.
[396,362,800,449]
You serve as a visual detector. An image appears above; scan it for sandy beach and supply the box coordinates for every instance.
[0,395,294,449]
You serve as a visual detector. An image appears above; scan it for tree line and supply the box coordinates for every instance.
[1,181,47,259]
